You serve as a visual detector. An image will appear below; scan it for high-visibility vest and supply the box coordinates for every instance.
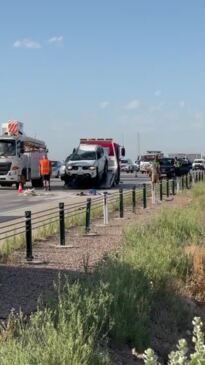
[39,159,50,175]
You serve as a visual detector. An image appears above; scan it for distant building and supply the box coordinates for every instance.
[168,153,203,162]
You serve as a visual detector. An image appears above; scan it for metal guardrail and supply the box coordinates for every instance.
[0,170,204,261]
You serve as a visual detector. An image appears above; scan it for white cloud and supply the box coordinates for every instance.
[99,101,110,109]
[13,38,41,49]
[154,90,161,97]
[125,99,140,110]
[179,100,185,108]
[48,36,63,45]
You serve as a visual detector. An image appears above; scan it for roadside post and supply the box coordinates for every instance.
[159,180,163,201]
[143,183,147,208]
[85,198,91,233]
[59,202,65,246]
[119,188,124,218]
[132,186,136,213]
[176,177,180,193]
[166,179,169,198]
[151,183,156,204]
[25,211,33,261]
[103,192,109,224]
[185,174,189,189]
[182,176,185,190]
[172,179,175,195]
[195,172,198,183]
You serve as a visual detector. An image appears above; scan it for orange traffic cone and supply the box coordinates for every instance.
[18,182,23,193]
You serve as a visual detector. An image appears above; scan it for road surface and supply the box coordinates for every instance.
[0,173,150,222]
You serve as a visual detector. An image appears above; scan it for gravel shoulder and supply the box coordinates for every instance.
[0,194,188,320]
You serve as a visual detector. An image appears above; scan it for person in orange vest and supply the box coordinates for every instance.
[39,155,52,191]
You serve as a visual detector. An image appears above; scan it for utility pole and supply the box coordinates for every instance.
[137,132,141,159]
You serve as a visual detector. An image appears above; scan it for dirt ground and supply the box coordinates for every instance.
[0,192,202,364]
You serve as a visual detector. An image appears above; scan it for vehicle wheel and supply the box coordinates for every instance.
[103,162,108,180]
[94,169,100,187]
[31,178,43,188]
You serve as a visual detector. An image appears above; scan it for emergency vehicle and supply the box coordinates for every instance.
[64,138,125,188]
[140,151,164,173]
[0,121,47,188]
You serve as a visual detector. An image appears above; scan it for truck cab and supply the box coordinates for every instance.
[0,121,47,188]
[64,138,124,188]
[65,144,108,185]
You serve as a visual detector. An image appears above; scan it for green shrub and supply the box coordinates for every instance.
[0,281,111,365]
[144,317,205,365]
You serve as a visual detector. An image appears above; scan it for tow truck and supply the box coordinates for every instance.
[0,120,47,189]
[64,138,125,188]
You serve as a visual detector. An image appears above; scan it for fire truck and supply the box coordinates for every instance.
[64,138,125,188]
[0,121,47,189]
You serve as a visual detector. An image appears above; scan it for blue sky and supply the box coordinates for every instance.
[0,0,205,160]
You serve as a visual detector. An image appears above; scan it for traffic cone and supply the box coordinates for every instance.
[18,182,23,193]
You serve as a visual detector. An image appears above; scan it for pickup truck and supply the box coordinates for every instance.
[65,144,108,186]
[192,159,205,171]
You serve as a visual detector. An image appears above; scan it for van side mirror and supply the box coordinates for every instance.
[121,147,125,157]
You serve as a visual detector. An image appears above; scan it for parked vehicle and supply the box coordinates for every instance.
[175,158,192,176]
[120,158,135,173]
[65,144,108,185]
[140,151,164,173]
[51,160,62,178]
[192,158,205,170]
[0,121,47,189]
[64,138,124,188]
[159,157,175,179]
[134,160,140,172]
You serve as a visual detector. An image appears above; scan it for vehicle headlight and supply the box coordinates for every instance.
[89,166,96,170]
[67,166,72,170]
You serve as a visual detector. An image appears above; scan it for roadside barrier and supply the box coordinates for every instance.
[25,210,33,261]
[103,192,109,224]
[119,188,124,218]
[85,198,91,233]
[0,171,203,262]
[143,183,147,208]
[59,202,65,246]
[132,186,136,213]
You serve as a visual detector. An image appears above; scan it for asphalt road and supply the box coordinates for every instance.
[0,173,150,222]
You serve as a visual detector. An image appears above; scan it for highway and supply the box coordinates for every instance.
[0,173,150,222]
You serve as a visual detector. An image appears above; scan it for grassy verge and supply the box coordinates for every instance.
[1,184,205,363]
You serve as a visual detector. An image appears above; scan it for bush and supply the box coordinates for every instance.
[0,281,111,365]
[144,317,205,365]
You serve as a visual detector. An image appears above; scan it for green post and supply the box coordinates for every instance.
[132,186,136,213]
[160,180,163,201]
[166,179,169,197]
[143,184,147,208]
[59,202,65,245]
[119,188,124,218]
[25,211,33,260]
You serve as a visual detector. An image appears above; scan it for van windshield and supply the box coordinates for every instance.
[70,149,96,161]
[0,140,16,156]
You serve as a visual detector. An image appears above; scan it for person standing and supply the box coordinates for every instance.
[151,155,161,183]
[39,155,52,191]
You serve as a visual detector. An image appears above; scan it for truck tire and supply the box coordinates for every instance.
[31,178,43,188]
[94,169,100,187]
[102,162,108,181]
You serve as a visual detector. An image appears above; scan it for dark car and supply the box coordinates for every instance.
[159,158,175,179]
